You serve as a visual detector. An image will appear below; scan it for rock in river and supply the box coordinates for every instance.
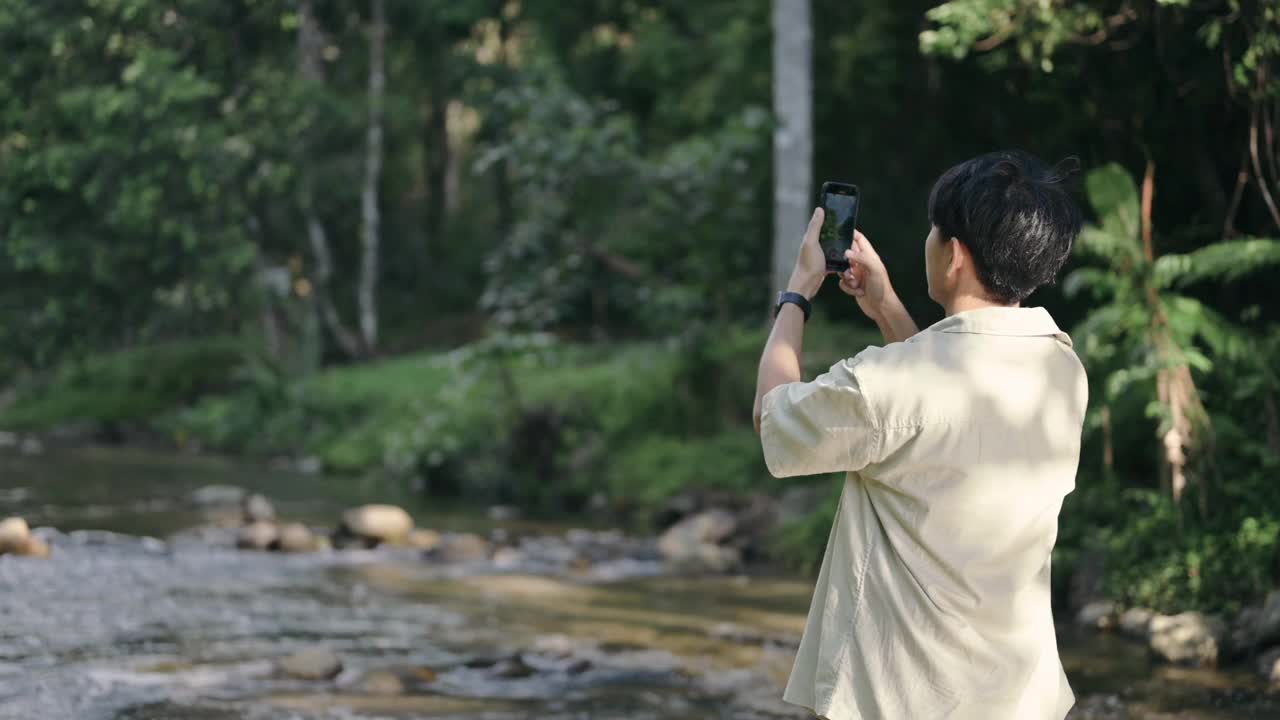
[341,504,413,544]
[0,517,31,554]
[14,536,50,558]
[189,484,246,508]
[360,670,405,695]
[1119,607,1155,640]
[1149,611,1226,666]
[425,532,491,563]
[406,528,442,551]
[657,509,741,572]
[276,522,318,553]
[242,493,276,523]
[1258,647,1280,685]
[236,521,278,551]
[1075,601,1116,631]
[278,647,343,680]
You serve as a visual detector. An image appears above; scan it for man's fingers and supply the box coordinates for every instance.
[803,207,824,242]
[853,230,877,256]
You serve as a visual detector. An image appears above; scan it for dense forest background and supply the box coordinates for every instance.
[1,0,1279,614]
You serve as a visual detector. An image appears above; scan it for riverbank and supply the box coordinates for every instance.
[3,447,1279,719]
[0,326,873,568]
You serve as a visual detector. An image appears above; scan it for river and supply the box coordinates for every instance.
[0,447,1276,719]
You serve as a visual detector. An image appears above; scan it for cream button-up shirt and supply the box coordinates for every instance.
[760,306,1087,720]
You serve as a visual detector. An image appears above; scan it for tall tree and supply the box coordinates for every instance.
[771,0,812,300]
[298,0,361,359]
[359,0,387,353]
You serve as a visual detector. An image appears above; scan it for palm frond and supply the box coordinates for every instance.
[1061,267,1119,299]
[1071,304,1128,346]
[1153,237,1280,288]
[1075,226,1141,266]
[1163,294,1253,363]
[1085,163,1141,241]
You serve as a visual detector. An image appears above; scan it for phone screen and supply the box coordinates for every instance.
[819,186,859,271]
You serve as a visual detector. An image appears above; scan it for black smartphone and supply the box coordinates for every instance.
[818,182,860,272]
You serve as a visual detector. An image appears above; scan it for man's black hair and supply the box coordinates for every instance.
[927,150,1082,305]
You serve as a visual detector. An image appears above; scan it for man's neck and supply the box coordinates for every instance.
[943,293,1019,317]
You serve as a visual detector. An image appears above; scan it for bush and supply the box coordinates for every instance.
[0,337,247,430]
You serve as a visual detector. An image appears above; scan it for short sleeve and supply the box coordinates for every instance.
[759,357,880,478]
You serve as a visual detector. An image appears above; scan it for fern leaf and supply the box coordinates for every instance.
[1153,237,1280,288]
[1076,226,1141,266]
[1086,163,1141,241]
[1163,294,1253,362]
[1062,267,1118,299]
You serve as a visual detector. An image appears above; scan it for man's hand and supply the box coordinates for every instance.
[786,207,830,300]
[837,230,920,343]
[837,230,894,320]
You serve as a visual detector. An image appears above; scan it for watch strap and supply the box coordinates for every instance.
[775,291,812,322]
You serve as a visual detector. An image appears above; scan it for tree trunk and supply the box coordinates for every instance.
[423,86,448,253]
[771,0,813,303]
[358,0,386,354]
[1141,160,1207,515]
[298,0,361,359]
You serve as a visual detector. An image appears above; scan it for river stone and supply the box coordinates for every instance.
[296,455,323,475]
[341,504,413,543]
[1148,611,1226,666]
[491,654,533,679]
[406,528,442,551]
[427,532,490,563]
[190,484,246,507]
[1119,607,1155,639]
[657,509,740,571]
[0,517,31,554]
[1234,590,1280,652]
[278,647,342,680]
[360,670,405,695]
[276,522,316,553]
[236,521,278,551]
[658,509,736,554]
[1075,600,1116,631]
[488,504,521,521]
[242,493,276,523]
[14,535,50,558]
[492,546,524,569]
[1257,647,1280,684]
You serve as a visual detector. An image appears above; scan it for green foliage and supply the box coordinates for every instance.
[1065,164,1258,441]
[607,430,770,505]
[1065,483,1280,615]
[1154,238,1280,288]
[0,338,247,429]
[773,482,842,575]
[921,0,1112,71]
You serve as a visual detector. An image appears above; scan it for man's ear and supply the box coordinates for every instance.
[946,237,966,278]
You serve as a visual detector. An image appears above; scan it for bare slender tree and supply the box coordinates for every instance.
[771,0,813,302]
[298,0,361,358]
[358,0,386,353]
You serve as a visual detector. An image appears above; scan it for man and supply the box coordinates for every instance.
[753,151,1087,720]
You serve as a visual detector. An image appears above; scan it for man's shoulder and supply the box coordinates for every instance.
[849,332,938,370]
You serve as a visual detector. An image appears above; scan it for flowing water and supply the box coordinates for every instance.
[0,447,1276,719]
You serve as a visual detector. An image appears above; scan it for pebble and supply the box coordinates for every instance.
[278,647,342,680]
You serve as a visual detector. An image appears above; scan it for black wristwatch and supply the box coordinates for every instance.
[774,291,812,322]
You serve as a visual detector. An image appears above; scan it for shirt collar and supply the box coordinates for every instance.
[924,306,1072,346]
